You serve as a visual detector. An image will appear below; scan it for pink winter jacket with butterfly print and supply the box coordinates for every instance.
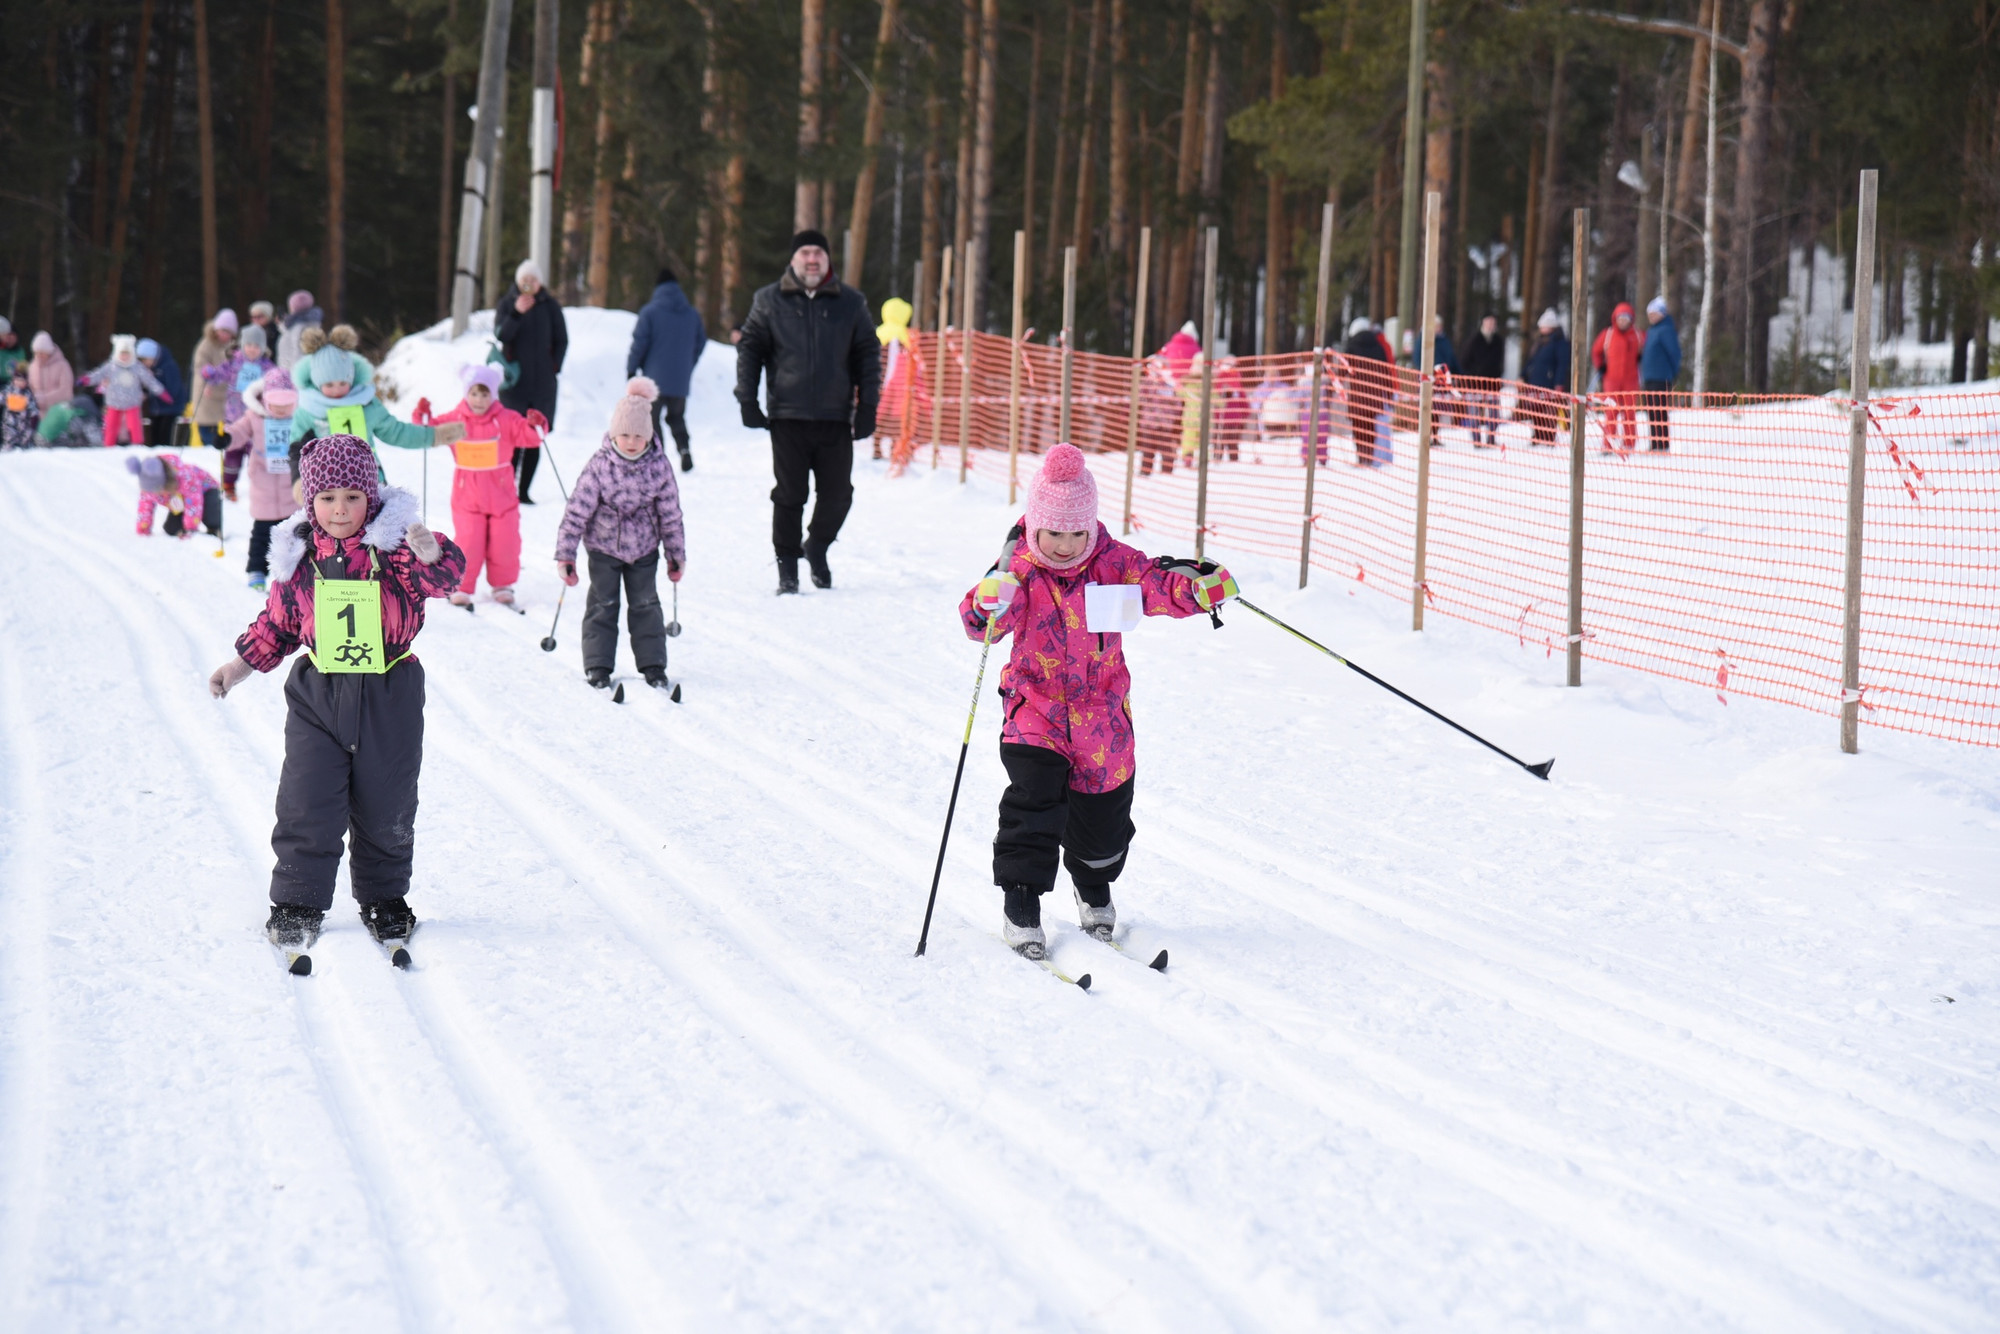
[135,456,219,537]
[959,521,1204,793]
[234,486,466,672]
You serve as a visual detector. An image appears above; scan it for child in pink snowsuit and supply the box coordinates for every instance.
[125,452,222,539]
[958,442,1236,959]
[424,363,541,607]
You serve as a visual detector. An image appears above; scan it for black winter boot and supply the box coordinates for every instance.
[360,896,417,944]
[641,665,669,688]
[776,558,801,595]
[804,542,833,589]
[586,667,612,689]
[266,903,324,950]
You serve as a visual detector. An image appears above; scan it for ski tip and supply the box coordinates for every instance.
[288,953,312,976]
[390,947,411,969]
[670,682,683,703]
[1075,973,1092,991]
[1149,949,1169,971]
[1526,758,1555,781]
[612,683,626,704]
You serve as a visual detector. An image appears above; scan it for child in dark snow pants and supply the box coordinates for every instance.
[959,443,1236,960]
[554,376,687,693]
[208,433,465,954]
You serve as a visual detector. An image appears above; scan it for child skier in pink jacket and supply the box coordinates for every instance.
[125,452,222,540]
[958,442,1236,959]
[422,363,542,607]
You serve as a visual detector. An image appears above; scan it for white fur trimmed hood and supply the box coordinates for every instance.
[268,484,421,583]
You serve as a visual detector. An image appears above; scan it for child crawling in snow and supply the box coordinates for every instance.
[959,443,1236,959]
[125,452,222,540]
[207,434,466,967]
[554,376,686,693]
[420,362,542,608]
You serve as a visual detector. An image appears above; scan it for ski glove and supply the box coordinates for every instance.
[1155,556,1239,610]
[557,560,579,587]
[405,522,442,565]
[852,406,877,441]
[208,655,253,699]
[667,558,685,583]
[525,408,549,432]
[432,421,467,447]
[975,571,1021,615]
[740,400,770,431]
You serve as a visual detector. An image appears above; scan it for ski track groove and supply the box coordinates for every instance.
[692,580,2000,1219]
[0,590,53,1329]
[415,682,1240,1333]
[0,466,571,1333]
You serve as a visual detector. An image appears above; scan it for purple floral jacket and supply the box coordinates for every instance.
[554,436,687,566]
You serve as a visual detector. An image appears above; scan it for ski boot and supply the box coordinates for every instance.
[1074,884,1116,942]
[449,590,474,609]
[492,586,516,607]
[586,667,612,690]
[776,558,801,595]
[642,665,670,690]
[360,896,417,944]
[804,541,833,590]
[1002,884,1047,960]
[248,573,268,593]
[267,903,324,950]
[677,444,694,473]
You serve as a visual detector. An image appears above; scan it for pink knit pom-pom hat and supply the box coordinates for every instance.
[1024,442,1099,568]
[607,375,659,439]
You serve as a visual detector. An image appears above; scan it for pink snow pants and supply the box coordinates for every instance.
[451,466,522,593]
[102,406,143,447]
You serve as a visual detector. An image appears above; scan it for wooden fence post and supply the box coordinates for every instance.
[1299,202,1334,589]
[1121,226,1152,535]
[1841,169,1879,754]
[958,238,976,482]
[1411,190,1442,630]
[1566,208,1589,688]
[1194,226,1219,559]
[930,246,951,469]
[1008,230,1026,503]
[1059,246,1076,442]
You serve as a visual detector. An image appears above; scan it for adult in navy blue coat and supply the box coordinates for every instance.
[1639,297,1683,453]
[626,269,707,472]
[136,338,186,447]
[1522,310,1572,447]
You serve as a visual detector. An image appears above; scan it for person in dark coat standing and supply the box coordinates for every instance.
[1460,314,1507,448]
[136,338,187,447]
[1523,309,1572,448]
[495,259,568,504]
[1340,317,1392,466]
[1640,296,1683,453]
[626,268,707,473]
[734,229,881,594]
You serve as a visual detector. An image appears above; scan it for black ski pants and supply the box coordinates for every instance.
[270,658,427,912]
[583,549,667,673]
[769,419,854,560]
[1643,378,1673,451]
[513,445,541,502]
[992,743,1136,894]
[247,518,277,575]
[653,396,690,454]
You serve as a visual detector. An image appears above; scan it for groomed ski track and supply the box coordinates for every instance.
[1,316,1997,1331]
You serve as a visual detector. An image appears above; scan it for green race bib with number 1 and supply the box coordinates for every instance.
[326,404,371,442]
[314,579,386,674]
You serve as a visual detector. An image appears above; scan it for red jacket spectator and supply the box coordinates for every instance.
[1592,303,1645,392]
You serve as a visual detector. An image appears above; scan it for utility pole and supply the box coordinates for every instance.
[1395,0,1428,352]
[451,0,514,337]
[529,0,558,278]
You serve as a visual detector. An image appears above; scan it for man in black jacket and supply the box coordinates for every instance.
[1460,313,1507,448]
[495,259,568,503]
[735,230,881,593]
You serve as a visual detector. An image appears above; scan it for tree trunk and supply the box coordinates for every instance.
[1197,13,1223,222]
[140,1,184,336]
[1021,13,1042,292]
[720,69,746,327]
[437,0,460,318]
[847,0,902,296]
[324,0,347,321]
[1726,0,1777,389]
[969,0,999,327]
[96,0,155,348]
[1422,57,1450,338]
[1106,0,1131,262]
[1069,0,1107,266]
[1536,49,1565,318]
[1520,136,1540,331]
[818,15,839,239]
[585,5,620,306]
[86,24,113,271]
[241,1,276,307]
[1673,0,1714,319]
[795,0,825,232]
[920,81,943,327]
[192,0,218,314]
[1040,2,1078,288]
[1165,4,1205,334]
[693,1,719,313]
[952,0,978,266]
[565,0,610,304]
[1451,112,1471,334]
[1262,10,1286,357]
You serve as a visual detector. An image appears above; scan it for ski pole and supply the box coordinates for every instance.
[539,583,566,651]
[915,524,1024,957]
[537,423,569,502]
[666,581,682,637]
[1234,596,1555,780]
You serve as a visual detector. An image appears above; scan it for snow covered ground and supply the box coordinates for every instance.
[2,310,1998,1332]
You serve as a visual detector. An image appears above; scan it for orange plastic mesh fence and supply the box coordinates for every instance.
[878,331,2000,748]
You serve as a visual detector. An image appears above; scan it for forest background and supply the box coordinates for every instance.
[1,0,1995,393]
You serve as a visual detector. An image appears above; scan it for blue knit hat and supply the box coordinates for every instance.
[309,342,353,387]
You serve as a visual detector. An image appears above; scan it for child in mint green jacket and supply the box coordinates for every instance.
[292,324,462,462]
